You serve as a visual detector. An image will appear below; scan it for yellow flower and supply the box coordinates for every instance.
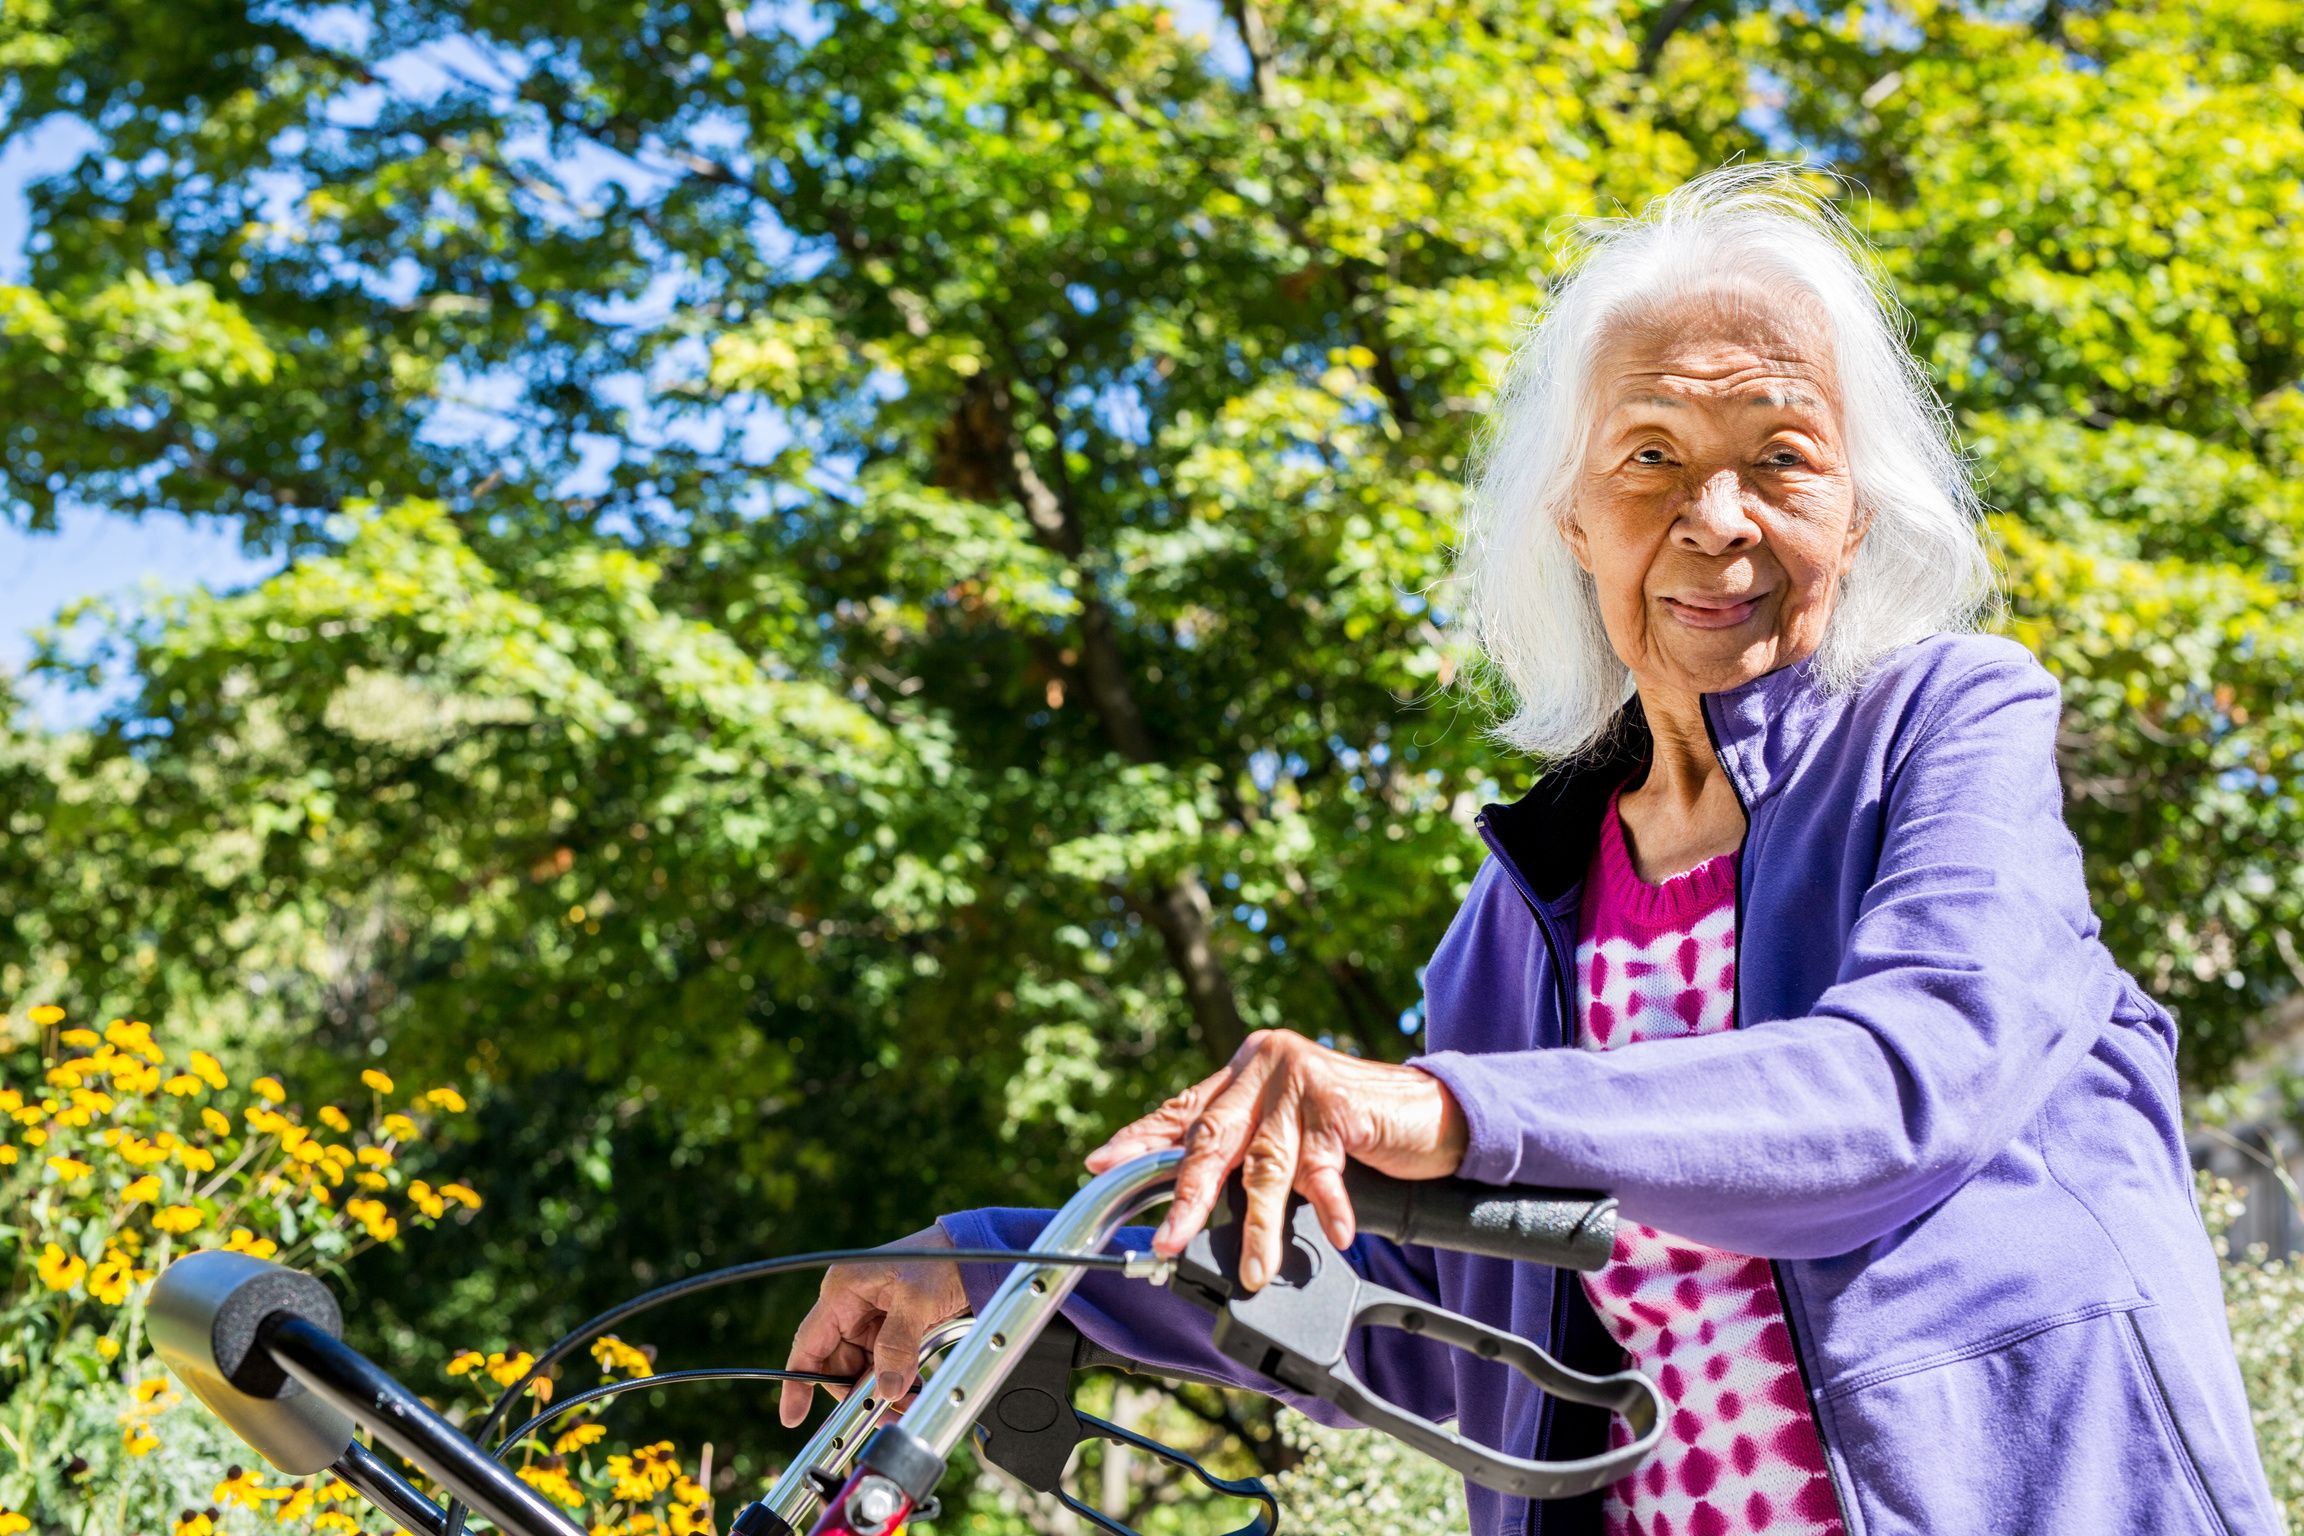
[89,1254,134,1305]
[33,1003,73,1026]
[200,1106,233,1137]
[591,1336,655,1379]
[154,1204,204,1234]
[123,1174,162,1204]
[669,1505,712,1536]
[440,1182,482,1209]
[425,1086,468,1113]
[37,1243,87,1292]
[345,1197,399,1242]
[381,1113,417,1141]
[0,1089,17,1112]
[219,1228,279,1260]
[356,1144,394,1167]
[122,1422,161,1457]
[173,1514,214,1536]
[46,1155,94,1182]
[163,1073,203,1096]
[0,1514,28,1536]
[215,1464,279,1505]
[21,1127,46,1147]
[59,1026,98,1047]
[120,1136,172,1167]
[189,1050,228,1090]
[605,1456,656,1504]
[135,1376,174,1404]
[252,1076,286,1103]
[96,1336,120,1361]
[319,1105,352,1133]
[447,1350,487,1377]
[554,1421,608,1454]
[111,1058,162,1095]
[314,1512,361,1535]
[0,1147,16,1166]
[178,1143,217,1173]
[355,1171,389,1191]
[485,1350,537,1388]
[106,1017,163,1062]
[361,1068,395,1095]
[408,1180,448,1219]
[517,1465,586,1509]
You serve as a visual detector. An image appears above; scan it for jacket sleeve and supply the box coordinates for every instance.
[1413,648,2120,1260]
[936,1206,1459,1428]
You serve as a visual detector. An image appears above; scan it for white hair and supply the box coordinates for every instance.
[1446,160,1996,763]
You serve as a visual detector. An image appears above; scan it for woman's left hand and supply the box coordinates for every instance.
[1084,1029,1469,1292]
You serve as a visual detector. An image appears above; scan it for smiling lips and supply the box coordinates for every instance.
[1662,591,1768,629]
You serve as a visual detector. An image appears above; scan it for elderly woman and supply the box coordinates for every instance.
[782,165,2279,1533]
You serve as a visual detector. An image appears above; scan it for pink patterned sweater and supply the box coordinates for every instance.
[1573,781,1846,1536]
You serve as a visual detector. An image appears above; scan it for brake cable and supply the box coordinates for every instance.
[439,1246,1137,1536]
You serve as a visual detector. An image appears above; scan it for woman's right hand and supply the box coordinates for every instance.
[778,1224,969,1429]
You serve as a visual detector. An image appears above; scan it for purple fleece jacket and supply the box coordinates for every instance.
[940,633,2279,1535]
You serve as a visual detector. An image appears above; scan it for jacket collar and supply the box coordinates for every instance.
[1479,653,1830,906]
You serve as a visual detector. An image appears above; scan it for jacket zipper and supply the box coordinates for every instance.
[1698,697,1856,1531]
[1474,811,1576,1536]
[1474,813,1576,1026]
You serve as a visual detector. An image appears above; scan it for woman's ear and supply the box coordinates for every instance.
[1841,495,1874,567]
[1560,507,1594,574]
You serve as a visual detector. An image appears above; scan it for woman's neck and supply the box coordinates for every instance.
[1616,684,1748,883]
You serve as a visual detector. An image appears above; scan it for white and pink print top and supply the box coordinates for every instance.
[1573,780,1847,1536]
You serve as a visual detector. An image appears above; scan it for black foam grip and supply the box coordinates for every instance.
[213,1267,343,1398]
[1341,1166,1617,1271]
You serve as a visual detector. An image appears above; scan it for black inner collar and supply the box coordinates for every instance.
[1483,696,1654,905]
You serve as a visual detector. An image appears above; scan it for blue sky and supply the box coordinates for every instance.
[0,0,1256,728]
[0,117,273,726]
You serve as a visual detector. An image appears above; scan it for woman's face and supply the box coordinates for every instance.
[1564,285,1865,701]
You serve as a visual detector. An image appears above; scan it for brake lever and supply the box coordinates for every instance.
[974,1315,1278,1536]
[1167,1186,1664,1502]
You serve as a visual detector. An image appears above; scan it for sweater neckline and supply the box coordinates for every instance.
[1591,779,1740,932]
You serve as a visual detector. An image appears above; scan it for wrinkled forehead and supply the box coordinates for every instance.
[1591,281,1842,416]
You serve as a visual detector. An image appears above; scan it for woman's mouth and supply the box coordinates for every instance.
[1663,592,1767,630]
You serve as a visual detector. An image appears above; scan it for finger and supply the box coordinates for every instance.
[1153,1046,1279,1256]
[1234,1079,1302,1292]
[872,1303,933,1405]
[1297,1141,1357,1252]
[1085,1072,1226,1173]
[780,1284,876,1428]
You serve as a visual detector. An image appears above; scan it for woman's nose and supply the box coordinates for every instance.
[1674,470,1763,555]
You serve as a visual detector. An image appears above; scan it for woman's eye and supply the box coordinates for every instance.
[1765,448,1807,468]
[1632,448,1670,465]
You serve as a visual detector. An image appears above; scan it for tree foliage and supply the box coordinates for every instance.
[1,0,2298,1505]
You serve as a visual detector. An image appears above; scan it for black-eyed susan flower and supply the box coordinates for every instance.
[361,1068,395,1095]
[155,1206,205,1243]
[89,1253,135,1306]
[36,1242,86,1291]
[554,1421,609,1455]
[484,1350,537,1388]
[251,1076,286,1104]
[517,1465,586,1509]
[590,1336,654,1379]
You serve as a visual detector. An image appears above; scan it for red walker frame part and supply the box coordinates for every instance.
[806,1468,915,1536]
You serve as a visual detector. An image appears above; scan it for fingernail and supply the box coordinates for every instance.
[1241,1254,1265,1289]
[877,1372,902,1400]
[1153,1218,1174,1249]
